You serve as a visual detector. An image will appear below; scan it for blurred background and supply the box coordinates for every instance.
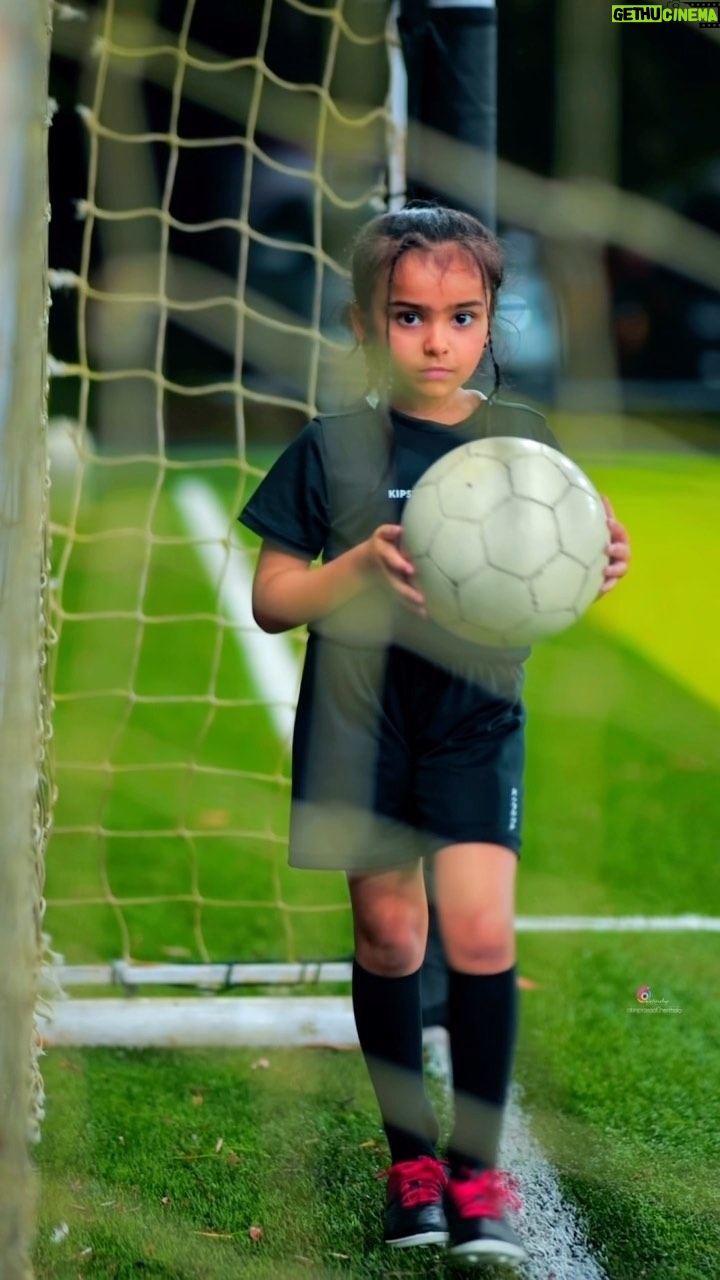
[47,0,720,454]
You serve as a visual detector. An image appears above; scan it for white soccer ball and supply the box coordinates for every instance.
[401,437,609,647]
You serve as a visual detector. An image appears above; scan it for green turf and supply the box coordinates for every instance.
[517,932,720,1279]
[46,451,720,961]
[34,1020,719,1279]
[581,451,720,712]
[48,462,350,967]
[39,448,720,1277]
[34,1046,442,1280]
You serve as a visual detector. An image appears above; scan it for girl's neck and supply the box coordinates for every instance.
[389,387,484,426]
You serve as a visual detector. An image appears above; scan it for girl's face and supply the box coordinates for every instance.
[356,243,491,417]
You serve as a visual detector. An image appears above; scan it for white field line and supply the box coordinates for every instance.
[516,913,720,931]
[57,911,720,989]
[172,475,610,1280]
[425,1031,608,1280]
[505,1080,608,1280]
[173,477,298,745]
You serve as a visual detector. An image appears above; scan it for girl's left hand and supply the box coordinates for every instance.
[598,496,631,596]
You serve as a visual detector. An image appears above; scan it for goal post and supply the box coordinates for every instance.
[0,0,53,1273]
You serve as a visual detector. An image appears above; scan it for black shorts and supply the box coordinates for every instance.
[289,636,526,873]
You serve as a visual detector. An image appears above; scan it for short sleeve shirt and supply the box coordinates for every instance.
[239,396,560,563]
[238,396,562,672]
[240,419,330,560]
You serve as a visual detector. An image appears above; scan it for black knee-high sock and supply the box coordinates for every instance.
[352,960,440,1164]
[446,965,518,1174]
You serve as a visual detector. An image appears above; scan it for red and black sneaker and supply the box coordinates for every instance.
[446,1167,528,1266]
[379,1155,449,1248]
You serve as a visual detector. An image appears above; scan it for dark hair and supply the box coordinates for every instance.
[350,201,504,393]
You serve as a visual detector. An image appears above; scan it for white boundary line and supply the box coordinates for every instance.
[423,1032,608,1280]
[516,913,720,931]
[174,477,299,745]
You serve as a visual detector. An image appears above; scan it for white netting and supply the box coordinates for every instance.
[45,2,720,988]
[46,0,393,975]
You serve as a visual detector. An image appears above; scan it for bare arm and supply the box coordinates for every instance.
[252,526,425,634]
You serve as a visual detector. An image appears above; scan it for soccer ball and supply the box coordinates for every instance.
[401,437,608,647]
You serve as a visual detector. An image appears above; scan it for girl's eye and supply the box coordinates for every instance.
[396,311,422,326]
[455,312,475,326]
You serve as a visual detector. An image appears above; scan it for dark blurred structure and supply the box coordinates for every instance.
[399,0,497,227]
[48,0,720,445]
[607,161,720,411]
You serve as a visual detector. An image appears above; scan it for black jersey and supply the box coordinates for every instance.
[239,396,560,673]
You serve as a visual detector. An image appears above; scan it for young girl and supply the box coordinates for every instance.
[239,203,630,1266]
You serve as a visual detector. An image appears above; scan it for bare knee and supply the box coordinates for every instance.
[434,843,517,973]
[353,898,427,976]
[440,908,515,974]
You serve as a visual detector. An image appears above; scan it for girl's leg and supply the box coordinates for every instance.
[433,842,518,1173]
[350,863,448,1249]
[433,842,527,1263]
[349,862,440,1161]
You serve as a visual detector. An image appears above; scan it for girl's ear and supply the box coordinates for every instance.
[349,302,367,345]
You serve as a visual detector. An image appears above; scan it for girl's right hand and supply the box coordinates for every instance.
[365,524,426,615]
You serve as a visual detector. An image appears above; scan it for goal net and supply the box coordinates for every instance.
[45,0,395,1039]
[39,0,720,1054]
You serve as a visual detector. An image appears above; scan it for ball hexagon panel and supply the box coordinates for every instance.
[531,553,588,613]
[483,500,559,577]
[555,486,608,566]
[401,483,444,558]
[436,457,512,522]
[428,520,486,585]
[568,467,603,499]
[417,561,462,626]
[457,566,534,632]
[509,453,569,506]
[574,551,608,614]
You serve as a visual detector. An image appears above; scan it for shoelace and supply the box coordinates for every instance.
[450,1169,523,1220]
[377,1156,448,1209]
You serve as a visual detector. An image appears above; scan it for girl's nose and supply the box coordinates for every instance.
[424,324,449,354]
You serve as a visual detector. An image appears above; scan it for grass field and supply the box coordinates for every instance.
[36,438,720,1278]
